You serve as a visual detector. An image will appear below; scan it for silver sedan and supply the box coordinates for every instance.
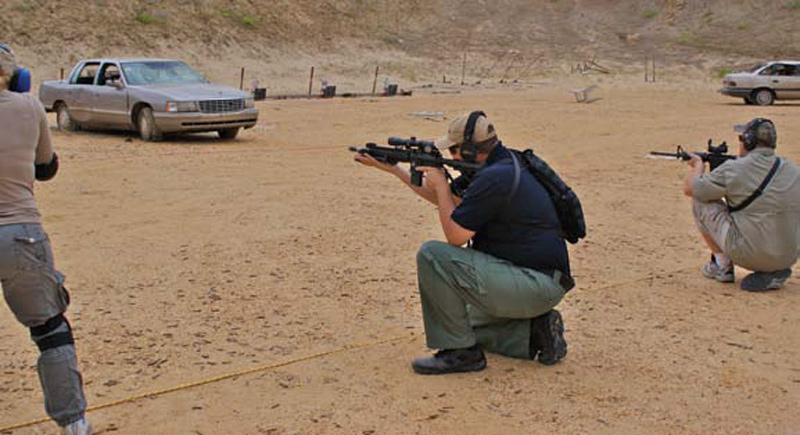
[40,59,259,140]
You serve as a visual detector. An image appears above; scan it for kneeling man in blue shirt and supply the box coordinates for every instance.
[355,111,573,374]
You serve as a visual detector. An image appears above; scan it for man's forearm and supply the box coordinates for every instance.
[434,184,471,246]
[683,164,704,197]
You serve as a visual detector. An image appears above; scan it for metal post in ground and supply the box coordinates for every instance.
[645,55,657,83]
[372,65,379,95]
[461,51,467,85]
[652,56,656,82]
[239,67,245,90]
[308,66,315,95]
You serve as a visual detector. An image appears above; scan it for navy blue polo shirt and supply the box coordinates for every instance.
[451,143,570,275]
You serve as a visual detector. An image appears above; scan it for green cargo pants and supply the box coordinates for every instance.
[416,240,567,360]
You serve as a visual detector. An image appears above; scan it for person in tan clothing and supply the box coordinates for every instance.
[0,45,92,435]
[684,118,800,292]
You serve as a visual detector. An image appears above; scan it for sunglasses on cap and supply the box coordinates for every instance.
[448,143,460,154]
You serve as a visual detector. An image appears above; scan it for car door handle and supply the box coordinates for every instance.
[772,80,779,83]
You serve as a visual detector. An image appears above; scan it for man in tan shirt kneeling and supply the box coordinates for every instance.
[684,118,800,292]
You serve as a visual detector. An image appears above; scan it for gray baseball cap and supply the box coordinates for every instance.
[733,118,777,148]
[0,44,17,78]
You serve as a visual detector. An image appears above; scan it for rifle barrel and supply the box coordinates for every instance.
[649,141,737,171]
[649,151,689,160]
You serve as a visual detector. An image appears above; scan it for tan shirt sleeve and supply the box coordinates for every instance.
[30,95,54,164]
[691,164,731,202]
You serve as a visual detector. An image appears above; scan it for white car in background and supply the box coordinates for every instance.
[39,58,259,141]
[719,61,800,106]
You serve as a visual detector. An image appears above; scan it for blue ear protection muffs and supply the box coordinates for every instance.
[740,118,775,151]
[10,67,31,93]
[461,111,486,163]
[0,44,31,93]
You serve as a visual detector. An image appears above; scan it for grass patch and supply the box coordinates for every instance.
[643,9,658,19]
[242,15,259,27]
[716,67,733,78]
[678,31,693,45]
[736,22,749,30]
[218,7,259,28]
[135,12,163,24]
[787,0,800,10]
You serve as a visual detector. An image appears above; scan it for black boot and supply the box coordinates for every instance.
[411,344,487,375]
[530,309,567,365]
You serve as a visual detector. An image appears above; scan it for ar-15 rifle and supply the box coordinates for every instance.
[649,139,737,171]
[349,137,482,186]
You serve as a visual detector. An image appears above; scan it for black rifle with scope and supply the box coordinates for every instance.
[349,137,481,186]
[650,140,737,171]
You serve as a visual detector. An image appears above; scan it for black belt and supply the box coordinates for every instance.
[542,269,575,292]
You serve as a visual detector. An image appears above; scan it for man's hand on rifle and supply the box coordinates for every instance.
[354,152,398,175]
[687,153,704,169]
[417,166,448,192]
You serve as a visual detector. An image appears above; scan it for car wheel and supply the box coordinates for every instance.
[137,106,162,141]
[218,127,240,140]
[56,103,76,132]
[752,89,775,106]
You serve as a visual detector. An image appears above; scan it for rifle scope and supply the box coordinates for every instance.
[387,137,436,149]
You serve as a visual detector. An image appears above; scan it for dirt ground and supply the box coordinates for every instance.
[1,79,800,435]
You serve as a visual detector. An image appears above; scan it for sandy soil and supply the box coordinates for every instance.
[1,79,800,435]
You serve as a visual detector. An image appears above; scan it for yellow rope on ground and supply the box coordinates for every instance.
[0,264,701,433]
[0,333,416,433]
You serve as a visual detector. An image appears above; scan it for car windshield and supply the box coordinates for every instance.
[747,63,767,73]
[121,61,206,85]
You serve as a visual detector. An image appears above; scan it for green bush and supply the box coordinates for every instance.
[643,9,658,19]
[218,7,258,27]
[736,22,749,30]
[135,12,162,24]
[716,67,733,78]
[788,1,800,10]
[242,16,258,27]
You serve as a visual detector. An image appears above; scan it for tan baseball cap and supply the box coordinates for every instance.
[435,112,498,150]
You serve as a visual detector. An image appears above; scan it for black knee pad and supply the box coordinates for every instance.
[30,314,74,352]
